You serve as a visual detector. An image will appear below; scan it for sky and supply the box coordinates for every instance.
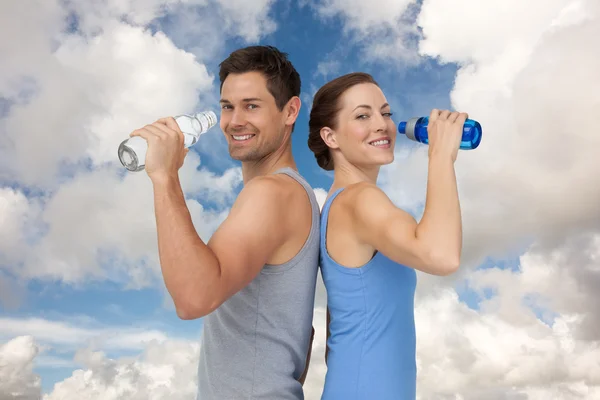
[0,0,599,399]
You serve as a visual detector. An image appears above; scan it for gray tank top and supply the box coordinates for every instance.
[197,167,320,400]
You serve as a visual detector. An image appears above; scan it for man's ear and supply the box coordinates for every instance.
[284,96,301,126]
[320,127,339,149]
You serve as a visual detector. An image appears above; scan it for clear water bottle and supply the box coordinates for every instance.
[118,110,218,172]
[398,117,482,150]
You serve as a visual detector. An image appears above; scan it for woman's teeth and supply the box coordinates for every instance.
[370,139,390,146]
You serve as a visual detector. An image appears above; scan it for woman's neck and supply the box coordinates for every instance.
[330,160,380,193]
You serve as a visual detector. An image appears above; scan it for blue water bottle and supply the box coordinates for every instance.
[398,117,482,150]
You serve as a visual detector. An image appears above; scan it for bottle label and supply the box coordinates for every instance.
[405,117,420,141]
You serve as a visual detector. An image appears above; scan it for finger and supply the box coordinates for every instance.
[439,109,451,121]
[151,121,181,139]
[429,108,441,122]
[143,124,169,139]
[130,128,159,140]
[447,111,459,123]
[157,116,180,132]
[458,112,469,124]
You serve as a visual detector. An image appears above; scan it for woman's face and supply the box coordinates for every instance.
[330,83,396,168]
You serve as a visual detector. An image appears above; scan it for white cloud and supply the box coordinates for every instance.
[1,21,213,187]
[417,0,577,65]
[381,0,600,267]
[415,235,600,398]
[0,160,239,289]
[309,0,421,64]
[43,339,200,400]
[315,60,341,79]
[0,0,272,293]
[375,5,600,395]
[3,235,598,398]
[0,323,198,400]
[313,188,327,211]
[213,0,277,42]
[64,0,183,34]
[0,188,41,265]
[2,1,599,399]
[0,0,278,187]
[0,336,42,400]
[314,0,415,34]
[0,317,171,353]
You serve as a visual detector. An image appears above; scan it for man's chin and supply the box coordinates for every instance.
[228,148,256,162]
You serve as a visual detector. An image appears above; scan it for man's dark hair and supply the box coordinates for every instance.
[219,45,301,112]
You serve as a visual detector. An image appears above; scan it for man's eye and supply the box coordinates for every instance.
[221,104,232,110]
[247,104,258,110]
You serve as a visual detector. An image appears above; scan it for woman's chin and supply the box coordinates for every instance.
[373,155,395,166]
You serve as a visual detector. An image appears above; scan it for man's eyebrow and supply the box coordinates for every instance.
[219,98,263,103]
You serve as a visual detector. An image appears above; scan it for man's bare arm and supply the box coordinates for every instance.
[152,175,288,319]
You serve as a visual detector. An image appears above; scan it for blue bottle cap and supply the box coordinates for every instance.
[398,121,407,134]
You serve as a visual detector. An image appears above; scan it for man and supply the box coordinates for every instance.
[130,46,319,399]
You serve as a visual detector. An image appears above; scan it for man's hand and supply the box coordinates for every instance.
[130,117,188,182]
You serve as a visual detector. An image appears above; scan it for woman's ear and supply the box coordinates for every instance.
[320,127,339,149]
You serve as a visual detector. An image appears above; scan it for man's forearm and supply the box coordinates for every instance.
[416,154,462,272]
[152,175,221,318]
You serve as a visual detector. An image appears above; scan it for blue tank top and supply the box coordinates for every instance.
[319,188,418,400]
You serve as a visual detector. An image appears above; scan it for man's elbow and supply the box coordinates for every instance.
[174,298,215,320]
[176,306,205,320]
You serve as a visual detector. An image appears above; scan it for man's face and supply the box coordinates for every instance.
[219,71,288,162]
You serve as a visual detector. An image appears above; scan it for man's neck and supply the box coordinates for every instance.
[241,147,297,184]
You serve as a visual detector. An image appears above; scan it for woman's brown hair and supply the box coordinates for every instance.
[307,72,379,170]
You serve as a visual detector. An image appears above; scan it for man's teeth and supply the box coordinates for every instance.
[233,134,255,141]
[370,139,390,146]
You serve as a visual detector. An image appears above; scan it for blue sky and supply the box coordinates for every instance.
[1,0,599,399]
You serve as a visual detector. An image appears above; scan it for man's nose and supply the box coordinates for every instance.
[230,108,246,127]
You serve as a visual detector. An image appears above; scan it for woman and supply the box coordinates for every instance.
[307,72,466,399]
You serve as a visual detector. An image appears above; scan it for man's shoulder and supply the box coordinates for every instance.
[234,173,308,214]
[242,174,296,197]
[247,171,311,200]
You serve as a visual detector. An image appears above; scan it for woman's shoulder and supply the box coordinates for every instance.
[331,182,391,218]
[342,182,388,204]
